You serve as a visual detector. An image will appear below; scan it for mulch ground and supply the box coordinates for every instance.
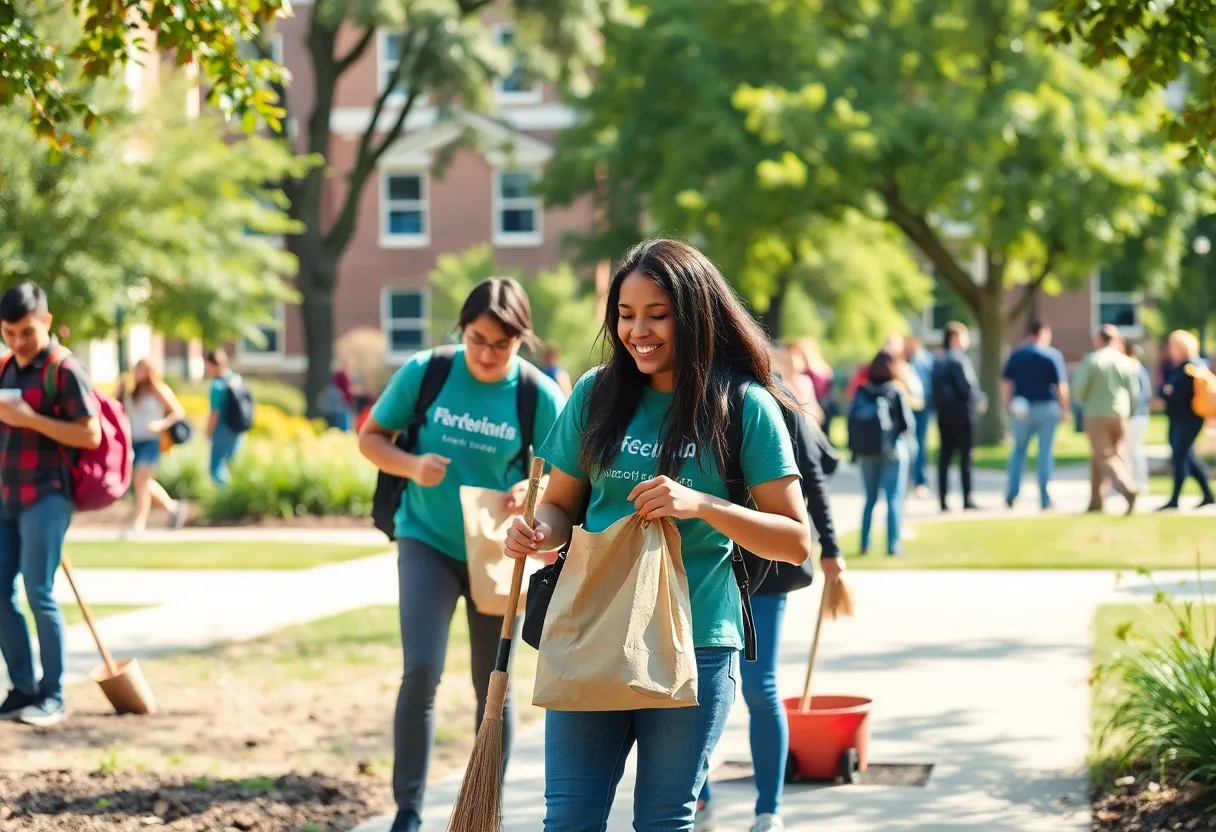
[0,771,391,832]
[1092,770,1215,832]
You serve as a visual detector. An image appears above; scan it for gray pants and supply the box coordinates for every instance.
[392,537,517,832]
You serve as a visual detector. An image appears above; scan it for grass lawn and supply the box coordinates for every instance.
[840,514,1216,569]
[63,540,388,570]
[829,413,1170,471]
[21,603,145,628]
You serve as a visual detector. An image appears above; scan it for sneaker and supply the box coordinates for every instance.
[0,689,38,721]
[1124,492,1137,517]
[694,800,715,831]
[914,485,930,500]
[16,698,67,728]
[751,815,785,832]
[171,501,188,530]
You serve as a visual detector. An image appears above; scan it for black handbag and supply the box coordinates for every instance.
[522,555,564,650]
[167,419,193,445]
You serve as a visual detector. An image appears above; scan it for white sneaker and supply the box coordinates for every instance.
[694,801,715,831]
[751,815,784,832]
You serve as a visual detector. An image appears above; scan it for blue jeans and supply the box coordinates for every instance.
[699,594,786,817]
[911,409,932,488]
[0,493,74,703]
[859,443,907,554]
[544,647,737,831]
[1167,419,1213,504]
[1005,401,1061,508]
[209,424,242,485]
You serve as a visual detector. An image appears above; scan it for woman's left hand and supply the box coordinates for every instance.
[628,476,706,521]
[821,555,845,582]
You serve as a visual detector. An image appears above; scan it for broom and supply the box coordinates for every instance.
[799,571,855,714]
[446,455,545,832]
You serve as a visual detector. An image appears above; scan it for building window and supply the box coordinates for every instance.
[380,171,428,247]
[493,170,542,247]
[1094,270,1143,336]
[382,288,429,358]
[238,303,285,361]
[379,31,420,99]
[493,25,542,103]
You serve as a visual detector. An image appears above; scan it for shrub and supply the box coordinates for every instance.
[158,442,212,502]
[174,395,322,442]
[1096,562,1216,791]
[165,375,307,416]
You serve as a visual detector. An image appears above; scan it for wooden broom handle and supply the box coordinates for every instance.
[499,456,545,640]
[59,553,120,677]
[799,577,833,714]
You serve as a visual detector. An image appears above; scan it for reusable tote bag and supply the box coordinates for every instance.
[459,485,543,617]
[533,514,698,711]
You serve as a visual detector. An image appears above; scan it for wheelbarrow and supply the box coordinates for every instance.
[784,576,871,785]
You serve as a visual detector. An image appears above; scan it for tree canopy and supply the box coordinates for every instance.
[1,0,289,147]
[0,77,309,343]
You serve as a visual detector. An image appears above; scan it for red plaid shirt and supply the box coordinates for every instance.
[0,345,97,514]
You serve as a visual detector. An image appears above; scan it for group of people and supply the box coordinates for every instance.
[357,239,844,832]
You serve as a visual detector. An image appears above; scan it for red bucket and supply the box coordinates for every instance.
[784,695,873,784]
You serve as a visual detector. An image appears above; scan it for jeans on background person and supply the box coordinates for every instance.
[1165,419,1214,505]
[859,441,908,554]
[544,647,737,832]
[391,538,517,832]
[0,492,74,705]
[1125,414,1151,493]
[1005,401,1061,509]
[699,595,787,819]
[209,423,242,485]
[911,408,932,489]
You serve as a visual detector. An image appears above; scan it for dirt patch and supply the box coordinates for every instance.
[0,770,390,831]
[1092,771,1215,831]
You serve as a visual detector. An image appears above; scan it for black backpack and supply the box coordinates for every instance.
[847,385,895,458]
[224,378,255,434]
[370,345,541,541]
[522,372,798,663]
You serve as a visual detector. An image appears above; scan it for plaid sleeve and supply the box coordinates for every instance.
[56,359,99,421]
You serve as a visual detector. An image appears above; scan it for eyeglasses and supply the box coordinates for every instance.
[464,331,518,354]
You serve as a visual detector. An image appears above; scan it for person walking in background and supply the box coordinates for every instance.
[538,344,574,397]
[1072,325,1140,515]
[204,348,252,485]
[0,282,101,728]
[905,336,935,499]
[931,322,983,512]
[1156,329,1214,510]
[1001,321,1070,511]
[790,338,834,428]
[116,358,187,533]
[849,350,915,555]
[1123,342,1153,494]
[331,359,357,431]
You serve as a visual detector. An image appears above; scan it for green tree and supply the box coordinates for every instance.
[428,245,602,377]
[1,0,289,147]
[270,0,617,416]
[0,78,307,343]
[1048,0,1216,157]
[728,0,1200,443]
[539,0,930,361]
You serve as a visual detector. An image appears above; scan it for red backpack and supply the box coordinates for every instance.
[1,346,133,511]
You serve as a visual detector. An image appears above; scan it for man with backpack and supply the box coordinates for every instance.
[204,348,254,485]
[0,282,102,727]
[931,322,984,512]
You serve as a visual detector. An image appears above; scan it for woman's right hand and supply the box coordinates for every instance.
[505,514,552,560]
[411,453,450,487]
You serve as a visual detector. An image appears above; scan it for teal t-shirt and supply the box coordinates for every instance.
[371,347,566,561]
[539,371,799,649]
[209,372,241,414]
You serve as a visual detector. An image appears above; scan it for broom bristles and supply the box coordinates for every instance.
[823,575,856,620]
[445,671,509,832]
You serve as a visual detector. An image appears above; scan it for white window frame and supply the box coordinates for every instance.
[1092,272,1144,339]
[379,170,430,249]
[378,30,425,103]
[492,168,543,248]
[492,24,543,104]
[236,302,286,365]
[381,287,431,361]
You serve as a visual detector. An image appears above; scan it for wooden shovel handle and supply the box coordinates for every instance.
[499,456,545,640]
[799,577,833,714]
[60,552,120,677]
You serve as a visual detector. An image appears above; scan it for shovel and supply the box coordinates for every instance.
[60,552,157,715]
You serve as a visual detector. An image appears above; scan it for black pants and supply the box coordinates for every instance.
[937,412,975,508]
[1167,418,1213,504]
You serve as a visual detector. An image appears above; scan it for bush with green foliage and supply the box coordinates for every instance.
[164,375,307,417]
[1096,562,1216,792]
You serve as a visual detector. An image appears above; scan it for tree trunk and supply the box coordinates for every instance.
[299,260,337,418]
[976,256,1007,447]
[761,277,790,338]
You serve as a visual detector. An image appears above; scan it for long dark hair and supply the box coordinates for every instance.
[579,239,792,480]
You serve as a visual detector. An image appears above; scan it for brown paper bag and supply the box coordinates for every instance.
[459,485,543,617]
[532,514,698,711]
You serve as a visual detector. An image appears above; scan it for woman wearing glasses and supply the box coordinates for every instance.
[358,277,567,832]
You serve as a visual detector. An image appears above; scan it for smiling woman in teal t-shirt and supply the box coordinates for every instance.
[358,278,565,832]
[504,239,812,832]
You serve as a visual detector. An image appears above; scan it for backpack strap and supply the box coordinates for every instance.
[509,359,542,476]
[724,372,762,663]
[42,346,72,409]
[398,345,457,454]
